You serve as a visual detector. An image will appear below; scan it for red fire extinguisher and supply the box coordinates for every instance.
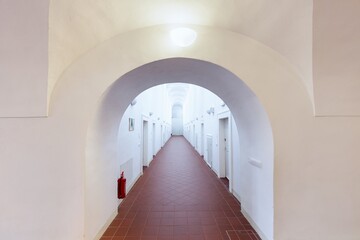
[117,171,126,199]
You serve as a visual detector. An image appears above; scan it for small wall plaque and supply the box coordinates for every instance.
[129,118,135,131]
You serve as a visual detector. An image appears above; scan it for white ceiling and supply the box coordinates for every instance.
[49,0,313,98]
[165,83,190,106]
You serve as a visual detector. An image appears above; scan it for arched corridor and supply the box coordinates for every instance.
[85,59,274,240]
[101,136,260,240]
[2,2,360,240]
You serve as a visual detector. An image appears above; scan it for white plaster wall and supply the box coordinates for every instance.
[117,85,172,172]
[69,24,360,238]
[0,117,85,240]
[184,86,219,171]
[85,85,171,240]
[234,94,274,240]
[1,25,360,240]
[232,120,242,198]
[118,85,172,166]
[183,85,274,239]
[184,86,226,174]
[313,0,360,116]
[0,0,49,116]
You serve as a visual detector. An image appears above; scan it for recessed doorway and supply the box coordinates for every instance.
[219,114,231,190]
[142,120,149,169]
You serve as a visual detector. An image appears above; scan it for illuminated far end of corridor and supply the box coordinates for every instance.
[170,27,197,47]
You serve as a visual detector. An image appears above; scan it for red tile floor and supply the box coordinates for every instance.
[101,136,261,240]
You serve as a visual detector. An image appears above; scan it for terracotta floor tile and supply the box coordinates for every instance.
[100,237,112,240]
[227,230,261,240]
[140,237,156,240]
[188,217,202,225]
[114,227,129,236]
[174,217,187,225]
[174,212,187,218]
[103,226,117,236]
[243,224,254,230]
[227,231,240,240]
[158,226,173,236]
[237,234,252,240]
[123,237,140,240]
[202,225,221,235]
[160,218,174,226]
[188,225,204,235]
[218,224,234,231]
[111,237,125,240]
[204,232,223,240]
[141,226,158,236]
[146,218,161,226]
[132,217,147,225]
[110,219,122,227]
[216,217,230,225]
[126,226,142,236]
[101,137,261,240]
[173,225,188,235]
[201,217,217,225]
[189,235,206,240]
[148,212,162,218]
[125,212,136,219]
[162,212,175,218]
[157,237,174,240]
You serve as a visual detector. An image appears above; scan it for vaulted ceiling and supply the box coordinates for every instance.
[166,83,190,107]
[49,0,313,98]
[2,1,357,117]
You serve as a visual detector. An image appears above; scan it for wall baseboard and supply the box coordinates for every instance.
[212,167,219,177]
[128,172,141,192]
[92,172,142,240]
[93,210,117,240]
[232,190,241,203]
[241,207,271,240]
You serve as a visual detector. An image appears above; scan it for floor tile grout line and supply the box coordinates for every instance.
[103,137,259,240]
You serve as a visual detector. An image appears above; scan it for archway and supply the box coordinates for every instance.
[49,25,312,240]
[85,58,274,240]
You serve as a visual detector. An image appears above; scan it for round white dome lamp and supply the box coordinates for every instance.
[170,27,197,47]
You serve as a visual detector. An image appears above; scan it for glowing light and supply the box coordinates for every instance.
[170,27,197,47]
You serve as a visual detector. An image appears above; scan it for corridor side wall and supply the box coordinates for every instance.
[85,85,172,240]
[183,85,274,239]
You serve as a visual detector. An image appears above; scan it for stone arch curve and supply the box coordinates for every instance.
[86,58,275,240]
[49,25,313,240]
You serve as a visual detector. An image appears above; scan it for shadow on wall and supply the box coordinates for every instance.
[85,58,274,240]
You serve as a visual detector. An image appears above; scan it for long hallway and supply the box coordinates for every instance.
[101,136,260,240]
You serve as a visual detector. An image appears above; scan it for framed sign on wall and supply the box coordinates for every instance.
[129,118,135,131]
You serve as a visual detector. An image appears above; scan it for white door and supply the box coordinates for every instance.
[193,124,196,147]
[201,123,204,156]
[152,123,156,156]
[160,125,163,147]
[206,135,213,167]
[142,120,148,166]
[219,118,230,178]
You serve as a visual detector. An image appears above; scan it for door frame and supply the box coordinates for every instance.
[218,110,233,192]
[141,115,150,174]
[200,122,205,157]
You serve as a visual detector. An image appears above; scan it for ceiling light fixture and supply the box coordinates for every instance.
[170,27,197,47]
